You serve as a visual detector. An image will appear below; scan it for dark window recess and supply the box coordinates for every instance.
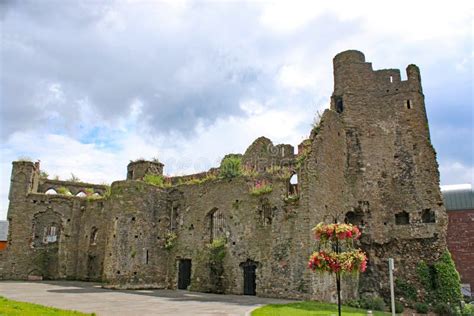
[395,211,410,225]
[178,259,192,290]
[406,99,412,109]
[335,97,344,113]
[345,211,364,227]
[421,209,436,223]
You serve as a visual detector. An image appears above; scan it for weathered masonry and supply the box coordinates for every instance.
[0,50,448,302]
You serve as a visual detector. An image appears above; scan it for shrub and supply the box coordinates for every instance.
[144,174,164,187]
[164,232,177,250]
[57,186,72,195]
[395,278,417,301]
[219,155,242,179]
[394,301,404,314]
[360,296,386,311]
[249,180,273,196]
[434,302,456,316]
[462,304,474,316]
[434,251,462,306]
[415,302,429,314]
[39,170,49,179]
[346,299,361,308]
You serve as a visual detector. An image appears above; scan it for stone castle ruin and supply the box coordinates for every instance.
[0,50,447,301]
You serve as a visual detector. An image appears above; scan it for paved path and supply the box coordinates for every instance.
[0,281,295,316]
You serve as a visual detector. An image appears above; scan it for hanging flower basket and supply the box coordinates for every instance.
[308,249,367,273]
[312,222,361,243]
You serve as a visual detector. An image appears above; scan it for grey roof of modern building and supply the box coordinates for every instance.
[442,188,474,211]
[0,220,8,241]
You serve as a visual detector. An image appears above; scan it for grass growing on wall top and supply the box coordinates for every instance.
[0,296,95,315]
[252,301,391,316]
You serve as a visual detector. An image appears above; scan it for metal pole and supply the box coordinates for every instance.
[389,258,395,316]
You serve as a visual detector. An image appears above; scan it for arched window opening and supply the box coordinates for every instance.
[43,225,58,243]
[90,227,98,245]
[289,174,298,196]
[92,192,101,197]
[210,208,225,242]
[76,191,87,197]
[45,188,57,195]
[421,209,435,223]
[395,211,410,225]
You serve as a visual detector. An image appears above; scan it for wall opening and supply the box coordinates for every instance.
[170,203,178,231]
[390,75,393,83]
[240,259,258,295]
[406,99,412,109]
[76,191,87,197]
[421,209,436,223]
[45,188,57,195]
[288,173,298,196]
[177,259,192,290]
[345,211,365,227]
[44,225,58,243]
[209,208,225,242]
[395,211,410,225]
[90,227,98,245]
[335,97,344,113]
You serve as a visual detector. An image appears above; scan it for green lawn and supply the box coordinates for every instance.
[252,301,391,316]
[0,296,94,316]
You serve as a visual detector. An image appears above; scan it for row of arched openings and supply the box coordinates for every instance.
[45,188,101,197]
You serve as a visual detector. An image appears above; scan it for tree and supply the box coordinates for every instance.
[308,222,367,316]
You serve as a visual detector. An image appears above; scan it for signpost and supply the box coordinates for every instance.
[389,258,395,316]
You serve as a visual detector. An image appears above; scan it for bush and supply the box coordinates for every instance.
[434,302,457,316]
[249,180,273,196]
[395,278,417,301]
[360,296,386,311]
[57,186,72,195]
[434,251,463,306]
[394,301,404,314]
[219,155,242,179]
[462,304,474,316]
[415,302,429,314]
[144,174,164,187]
[346,299,361,309]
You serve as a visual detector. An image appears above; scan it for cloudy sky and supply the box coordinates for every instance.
[0,0,472,220]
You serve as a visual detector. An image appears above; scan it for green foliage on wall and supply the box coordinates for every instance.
[219,156,242,179]
[57,186,71,195]
[433,251,462,306]
[143,174,164,187]
[164,232,177,250]
[416,251,462,314]
[395,278,417,301]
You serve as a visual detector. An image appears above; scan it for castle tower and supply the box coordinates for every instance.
[8,161,40,201]
[126,160,164,180]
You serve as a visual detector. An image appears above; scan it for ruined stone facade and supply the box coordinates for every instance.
[0,51,448,302]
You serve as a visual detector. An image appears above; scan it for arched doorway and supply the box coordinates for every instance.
[240,259,258,295]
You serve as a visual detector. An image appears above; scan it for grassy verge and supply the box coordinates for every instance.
[252,301,391,316]
[0,296,94,316]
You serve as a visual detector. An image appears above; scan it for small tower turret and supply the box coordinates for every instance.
[8,160,40,201]
[127,160,164,180]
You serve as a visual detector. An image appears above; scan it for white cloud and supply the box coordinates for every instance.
[439,161,474,186]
